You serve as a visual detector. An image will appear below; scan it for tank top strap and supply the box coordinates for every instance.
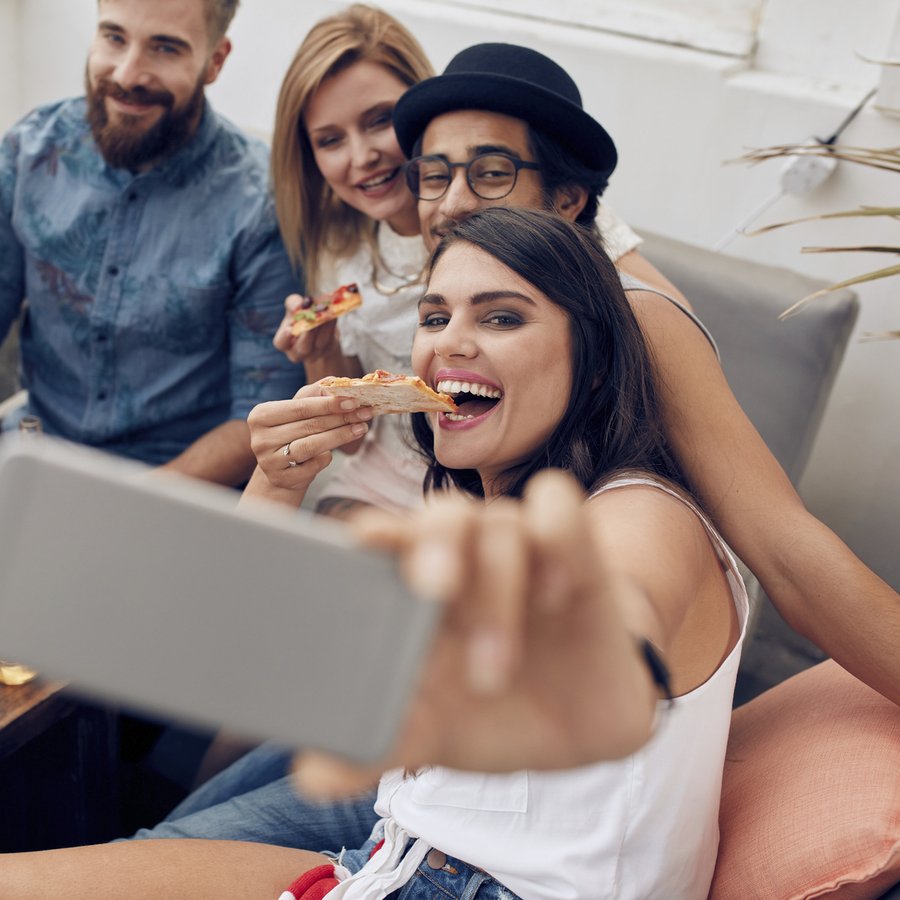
[588,475,747,626]
[618,273,720,360]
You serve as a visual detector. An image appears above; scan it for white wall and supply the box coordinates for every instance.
[4,0,900,590]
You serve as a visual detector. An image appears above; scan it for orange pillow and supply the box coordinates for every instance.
[709,660,900,900]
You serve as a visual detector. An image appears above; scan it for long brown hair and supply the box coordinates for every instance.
[270,4,433,291]
[412,208,685,499]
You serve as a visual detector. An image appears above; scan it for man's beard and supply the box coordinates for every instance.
[85,70,206,170]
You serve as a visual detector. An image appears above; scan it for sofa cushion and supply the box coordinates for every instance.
[710,660,900,899]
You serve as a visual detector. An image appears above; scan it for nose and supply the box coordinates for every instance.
[433,316,478,360]
[436,167,481,224]
[349,133,379,170]
[112,45,150,90]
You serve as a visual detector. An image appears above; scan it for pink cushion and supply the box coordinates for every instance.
[710,660,900,900]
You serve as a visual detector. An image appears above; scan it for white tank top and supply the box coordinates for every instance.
[331,476,749,900]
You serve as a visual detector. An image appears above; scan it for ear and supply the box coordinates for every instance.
[552,184,589,222]
[204,36,232,86]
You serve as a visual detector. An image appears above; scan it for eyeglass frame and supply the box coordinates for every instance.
[403,152,542,202]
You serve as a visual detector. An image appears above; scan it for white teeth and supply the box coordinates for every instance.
[444,412,475,421]
[436,380,502,399]
[360,171,395,189]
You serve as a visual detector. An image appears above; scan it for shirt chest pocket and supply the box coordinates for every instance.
[410,769,528,814]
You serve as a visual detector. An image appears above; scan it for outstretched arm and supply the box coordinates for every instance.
[630,289,900,705]
[293,469,732,793]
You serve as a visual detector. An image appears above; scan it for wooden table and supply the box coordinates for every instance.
[0,679,119,850]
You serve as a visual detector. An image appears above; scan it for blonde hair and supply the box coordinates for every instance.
[271,4,433,291]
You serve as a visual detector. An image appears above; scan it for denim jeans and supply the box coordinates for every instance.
[336,835,520,900]
[130,742,379,852]
[392,853,520,900]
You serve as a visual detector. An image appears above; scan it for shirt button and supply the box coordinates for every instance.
[107,265,119,276]
[426,849,447,870]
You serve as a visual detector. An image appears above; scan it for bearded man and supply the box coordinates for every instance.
[0,0,305,485]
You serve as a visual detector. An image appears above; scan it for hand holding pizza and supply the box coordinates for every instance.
[274,284,362,364]
[273,294,342,365]
[245,383,373,496]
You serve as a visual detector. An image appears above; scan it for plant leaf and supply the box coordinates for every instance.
[801,245,900,255]
[731,145,900,174]
[859,330,900,342]
[856,51,900,66]
[779,263,900,320]
[747,207,900,236]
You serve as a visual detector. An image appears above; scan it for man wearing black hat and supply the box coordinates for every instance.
[393,42,697,310]
[395,42,617,247]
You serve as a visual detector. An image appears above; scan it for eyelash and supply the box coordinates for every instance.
[418,312,523,329]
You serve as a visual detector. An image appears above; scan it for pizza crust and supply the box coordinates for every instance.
[319,370,458,415]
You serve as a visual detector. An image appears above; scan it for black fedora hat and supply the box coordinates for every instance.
[394,43,617,181]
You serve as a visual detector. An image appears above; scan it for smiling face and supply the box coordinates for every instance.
[416,110,548,252]
[413,242,572,495]
[305,60,420,237]
[87,0,230,170]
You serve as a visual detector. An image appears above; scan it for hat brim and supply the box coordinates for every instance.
[394,71,617,179]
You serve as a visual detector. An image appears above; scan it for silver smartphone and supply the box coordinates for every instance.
[0,434,438,763]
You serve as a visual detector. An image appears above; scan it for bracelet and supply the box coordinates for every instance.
[639,639,673,702]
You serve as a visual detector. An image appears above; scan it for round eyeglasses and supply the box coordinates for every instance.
[404,152,541,201]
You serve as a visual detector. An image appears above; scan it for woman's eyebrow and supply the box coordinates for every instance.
[418,293,445,310]
[470,290,536,306]
[419,290,536,310]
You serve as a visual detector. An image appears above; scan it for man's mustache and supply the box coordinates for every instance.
[96,80,174,109]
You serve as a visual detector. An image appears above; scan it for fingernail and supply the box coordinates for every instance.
[340,399,357,411]
[357,407,374,420]
[467,629,512,696]
[407,540,455,602]
[351,422,368,436]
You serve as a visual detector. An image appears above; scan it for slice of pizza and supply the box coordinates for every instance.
[319,370,458,415]
[290,283,362,336]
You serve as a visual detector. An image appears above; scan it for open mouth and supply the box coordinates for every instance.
[358,168,400,192]
[437,378,502,421]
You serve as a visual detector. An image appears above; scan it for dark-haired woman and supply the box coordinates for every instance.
[257,206,747,899]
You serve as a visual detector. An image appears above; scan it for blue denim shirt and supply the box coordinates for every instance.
[0,97,305,464]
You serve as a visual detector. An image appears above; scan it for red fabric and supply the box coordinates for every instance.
[283,864,340,900]
[283,837,386,898]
